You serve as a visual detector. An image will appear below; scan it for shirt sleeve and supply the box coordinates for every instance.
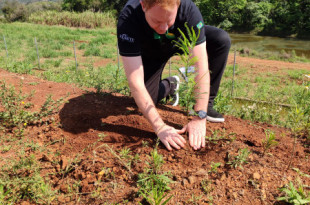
[180,0,206,46]
[117,13,141,57]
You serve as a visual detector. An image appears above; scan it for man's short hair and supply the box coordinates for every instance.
[141,0,181,10]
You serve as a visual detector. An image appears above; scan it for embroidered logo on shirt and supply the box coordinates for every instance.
[196,21,204,29]
[119,34,135,43]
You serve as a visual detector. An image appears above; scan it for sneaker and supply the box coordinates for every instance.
[169,75,180,106]
[207,106,225,122]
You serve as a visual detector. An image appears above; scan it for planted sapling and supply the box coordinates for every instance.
[173,23,207,117]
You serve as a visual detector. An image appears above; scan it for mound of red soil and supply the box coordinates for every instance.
[0,69,309,205]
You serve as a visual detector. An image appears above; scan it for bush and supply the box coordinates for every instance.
[1,1,28,22]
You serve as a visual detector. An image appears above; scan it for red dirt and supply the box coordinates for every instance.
[0,56,310,205]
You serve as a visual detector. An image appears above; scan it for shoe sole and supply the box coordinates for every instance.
[206,116,225,123]
[172,75,180,107]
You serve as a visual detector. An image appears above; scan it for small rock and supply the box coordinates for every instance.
[188,176,196,184]
[239,189,245,196]
[220,174,226,181]
[195,169,208,176]
[232,192,238,199]
[215,179,221,185]
[182,178,189,186]
[41,154,51,162]
[261,189,267,200]
[21,201,30,205]
[57,195,66,203]
[60,156,68,170]
[60,184,68,194]
[168,156,173,161]
[55,164,61,172]
[253,172,261,180]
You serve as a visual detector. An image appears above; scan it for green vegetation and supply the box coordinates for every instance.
[29,10,116,28]
[277,181,310,205]
[0,80,67,138]
[2,0,309,38]
[0,154,56,204]
[137,147,173,205]
[262,130,278,156]
[227,148,250,168]
[173,23,201,116]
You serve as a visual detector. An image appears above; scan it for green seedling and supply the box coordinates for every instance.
[137,147,173,205]
[200,179,214,203]
[206,129,236,144]
[119,147,132,160]
[101,144,133,176]
[208,162,221,174]
[262,129,278,156]
[227,148,251,168]
[173,23,206,117]
[277,181,310,205]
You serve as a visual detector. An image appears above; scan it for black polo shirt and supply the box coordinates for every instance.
[117,0,206,59]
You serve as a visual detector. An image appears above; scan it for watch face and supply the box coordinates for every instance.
[198,110,207,119]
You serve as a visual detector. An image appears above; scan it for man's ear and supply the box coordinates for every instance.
[140,0,146,12]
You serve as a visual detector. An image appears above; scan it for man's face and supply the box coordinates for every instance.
[141,2,178,34]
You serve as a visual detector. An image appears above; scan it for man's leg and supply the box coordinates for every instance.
[205,25,231,121]
[143,57,170,104]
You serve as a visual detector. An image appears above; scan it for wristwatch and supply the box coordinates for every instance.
[196,110,207,119]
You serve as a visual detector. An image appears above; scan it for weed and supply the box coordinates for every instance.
[209,162,221,174]
[206,129,236,144]
[119,147,132,160]
[227,148,250,169]
[262,129,278,156]
[277,181,310,205]
[0,155,56,204]
[137,147,173,205]
[100,144,133,176]
[201,179,214,203]
[142,140,149,147]
[0,81,67,137]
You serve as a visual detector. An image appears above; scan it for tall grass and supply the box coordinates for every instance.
[28,10,116,28]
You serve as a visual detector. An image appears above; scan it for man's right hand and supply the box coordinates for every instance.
[157,125,187,151]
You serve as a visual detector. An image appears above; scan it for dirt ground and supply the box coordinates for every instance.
[0,56,310,205]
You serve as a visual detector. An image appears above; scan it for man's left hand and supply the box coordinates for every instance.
[184,117,206,150]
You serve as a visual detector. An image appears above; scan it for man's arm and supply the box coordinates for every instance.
[122,56,186,150]
[185,41,210,150]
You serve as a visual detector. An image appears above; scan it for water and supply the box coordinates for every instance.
[229,33,310,59]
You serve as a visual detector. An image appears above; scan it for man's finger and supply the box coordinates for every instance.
[202,134,206,148]
[162,140,172,151]
[197,134,202,149]
[174,136,186,148]
[177,126,187,134]
[176,134,186,144]
[168,139,181,150]
[189,131,194,148]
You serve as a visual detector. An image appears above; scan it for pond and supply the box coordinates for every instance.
[229,33,310,59]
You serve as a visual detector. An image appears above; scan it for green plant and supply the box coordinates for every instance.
[200,179,214,203]
[137,147,173,205]
[173,23,201,116]
[277,181,310,205]
[0,81,67,137]
[262,129,278,156]
[0,155,56,204]
[209,162,221,174]
[206,129,236,144]
[227,148,250,168]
